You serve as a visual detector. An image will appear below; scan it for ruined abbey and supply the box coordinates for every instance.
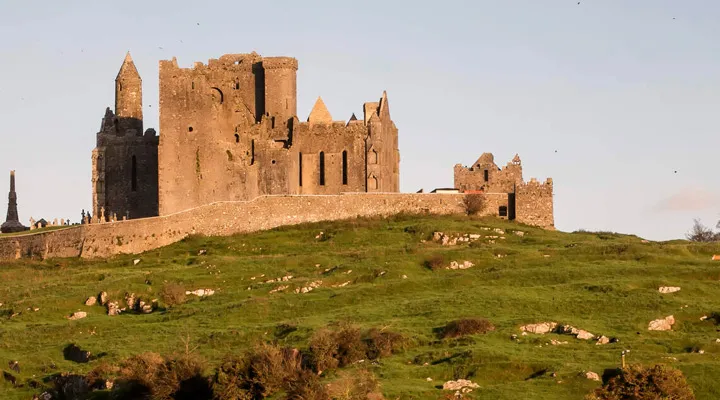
[92,52,399,219]
[0,51,555,260]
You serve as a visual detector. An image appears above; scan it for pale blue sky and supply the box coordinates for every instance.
[1,0,718,240]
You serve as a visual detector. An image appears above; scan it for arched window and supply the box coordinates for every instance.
[319,152,325,186]
[369,149,378,165]
[342,150,348,185]
[234,134,239,143]
[211,87,224,104]
[368,174,378,190]
[131,155,137,192]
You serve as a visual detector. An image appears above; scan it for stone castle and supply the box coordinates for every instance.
[92,52,399,220]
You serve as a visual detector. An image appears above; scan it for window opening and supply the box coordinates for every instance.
[299,152,303,187]
[483,169,489,182]
[319,152,325,186]
[342,150,348,185]
[499,206,508,217]
[131,155,137,192]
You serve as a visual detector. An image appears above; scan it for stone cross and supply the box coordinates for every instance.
[100,207,106,223]
[1,170,27,233]
[29,217,36,230]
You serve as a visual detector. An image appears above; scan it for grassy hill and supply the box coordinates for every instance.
[1,214,719,399]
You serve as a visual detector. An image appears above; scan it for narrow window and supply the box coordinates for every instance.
[499,206,508,217]
[235,81,240,90]
[319,151,325,186]
[250,139,255,165]
[342,150,348,185]
[131,155,137,192]
[483,169,489,182]
[234,134,239,143]
[118,82,123,91]
[285,99,288,110]
[191,82,195,90]
[298,152,303,187]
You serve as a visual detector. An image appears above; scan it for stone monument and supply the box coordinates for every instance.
[1,171,28,233]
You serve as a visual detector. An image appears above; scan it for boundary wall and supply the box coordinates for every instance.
[0,193,481,261]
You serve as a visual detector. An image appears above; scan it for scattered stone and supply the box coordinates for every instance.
[426,377,432,382]
[698,349,705,354]
[648,315,675,331]
[8,360,20,373]
[84,296,97,306]
[712,255,720,261]
[596,336,610,345]
[197,249,207,255]
[68,311,87,320]
[98,291,108,306]
[447,260,475,270]
[402,274,408,279]
[543,254,551,258]
[185,289,215,297]
[133,259,140,265]
[32,307,39,312]
[550,339,568,345]
[125,293,136,310]
[315,232,324,239]
[514,231,525,237]
[295,280,322,294]
[107,301,121,316]
[576,330,595,340]
[442,379,480,391]
[586,371,600,381]
[520,322,557,334]
[658,286,681,294]
[715,339,720,343]
[269,285,289,294]
[701,316,708,321]
[332,281,351,288]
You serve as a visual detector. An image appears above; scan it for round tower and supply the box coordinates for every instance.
[262,57,298,126]
[115,52,143,134]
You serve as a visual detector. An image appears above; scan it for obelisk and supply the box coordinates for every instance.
[1,170,27,233]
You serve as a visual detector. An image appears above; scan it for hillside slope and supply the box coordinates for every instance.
[1,215,719,399]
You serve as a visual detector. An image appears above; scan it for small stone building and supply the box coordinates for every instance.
[454,153,554,229]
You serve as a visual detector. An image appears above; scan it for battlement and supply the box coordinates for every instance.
[519,177,553,187]
[262,56,298,70]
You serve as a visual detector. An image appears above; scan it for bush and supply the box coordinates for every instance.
[112,352,211,400]
[365,328,407,359]
[462,194,486,216]
[284,369,330,400]
[440,318,495,339]
[586,364,695,400]
[160,283,187,307]
[424,254,446,271]
[213,343,304,399]
[326,369,385,400]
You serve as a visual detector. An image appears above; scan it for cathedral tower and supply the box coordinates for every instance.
[115,52,143,135]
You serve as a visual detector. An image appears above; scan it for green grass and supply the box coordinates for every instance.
[1,214,720,399]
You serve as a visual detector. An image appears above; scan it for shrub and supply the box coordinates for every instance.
[462,194,486,216]
[309,329,341,372]
[365,328,407,359]
[424,254,446,271]
[160,283,186,307]
[284,369,330,400]
[213,343,304,399]
[112,352,211,400]
[586,364,695,400]
[326,369,385,400]
[440,318,496,339]
[334,325,367,367]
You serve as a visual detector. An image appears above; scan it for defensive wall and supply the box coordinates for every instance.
[0,192,552,262]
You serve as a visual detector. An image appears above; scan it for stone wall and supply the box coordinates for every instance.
[454,153,523,193]
[0,194,460,261]
[515,179,554,229]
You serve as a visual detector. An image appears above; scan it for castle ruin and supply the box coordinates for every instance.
[454,153,554,228]
[92,52,399,219]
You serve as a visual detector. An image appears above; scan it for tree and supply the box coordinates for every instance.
[686,219,718,242]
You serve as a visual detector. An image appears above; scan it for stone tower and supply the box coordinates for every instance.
[92,53,159,220]
[115,52,143,134]
[1,170,27,233]
[262,57,298,127]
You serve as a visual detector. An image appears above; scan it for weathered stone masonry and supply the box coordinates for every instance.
[454,152,554,229]
[1,193,489,261]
